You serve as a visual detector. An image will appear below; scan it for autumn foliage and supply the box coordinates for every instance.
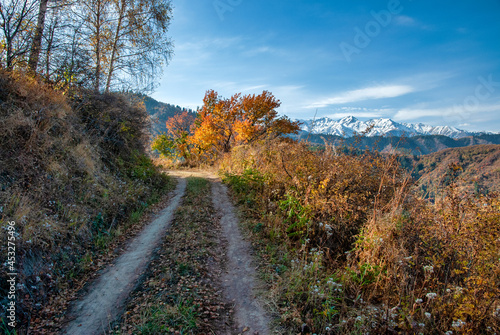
[152,89,300,163]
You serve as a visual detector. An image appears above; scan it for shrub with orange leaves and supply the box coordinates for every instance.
[151,111,196,162]
[165,110,195,140]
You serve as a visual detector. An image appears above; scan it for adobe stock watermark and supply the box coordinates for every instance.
[5,220,17,329]
[443,75,500,124]
[340,0,412,63]
[213,0,243,21]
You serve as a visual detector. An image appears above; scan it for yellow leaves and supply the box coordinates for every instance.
[320,178,330,190]
[233,119,255,143]
[119,121,131,134]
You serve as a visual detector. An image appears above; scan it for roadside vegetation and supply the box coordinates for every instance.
[0,70,174,333]
[219,140,500,334]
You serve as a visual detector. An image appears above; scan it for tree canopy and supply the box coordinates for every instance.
[153,89,301,163]
[0,0,173,93]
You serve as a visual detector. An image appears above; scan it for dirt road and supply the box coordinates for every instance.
[61,178,186,335]
[61,170,270,334]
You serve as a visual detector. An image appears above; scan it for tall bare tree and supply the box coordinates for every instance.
[0,0,37,69]
[27,0,48,73]
[80,0,111,91]
[104,0,124,92]
[103,0,173,93]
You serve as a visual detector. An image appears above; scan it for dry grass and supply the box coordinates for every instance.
[220,140,407,260]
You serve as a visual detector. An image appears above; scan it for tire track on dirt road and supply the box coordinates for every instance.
[212,180,270,335]
[170,170,271,333]
[61,170,270,334]
[61,178,186,335]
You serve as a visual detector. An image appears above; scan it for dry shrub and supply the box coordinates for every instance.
[221,139,499,334]
[221,139,407,260]
[70,91,149,165]
[345,168,500,333]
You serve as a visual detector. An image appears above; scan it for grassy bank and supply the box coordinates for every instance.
[0,70,175,333]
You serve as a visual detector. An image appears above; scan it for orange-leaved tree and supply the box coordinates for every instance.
[189,89,300,162]
[151,111,195,160]
[189,90,241,160]
[166,110,195,158]
[166,110,195,140]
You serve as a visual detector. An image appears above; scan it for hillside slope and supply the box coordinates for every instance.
[0,71,173,332]
[295,132,500,155]
[140,95,196,136]
[413,144,500,197]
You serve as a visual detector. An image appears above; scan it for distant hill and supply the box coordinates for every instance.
[297,116,497,138]
[138,95,196,136]
[408,144,500,198]
[294,132,500,156]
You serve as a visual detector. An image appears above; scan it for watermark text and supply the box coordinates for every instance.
[5,221,17,328]
[213,0,243,21]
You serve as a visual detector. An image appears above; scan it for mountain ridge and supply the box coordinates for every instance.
[292,132,500,156]
[297,116,496,139]
[412,144,500,197]
[138,94,196,136]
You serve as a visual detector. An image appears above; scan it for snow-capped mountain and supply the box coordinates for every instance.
[297,116,492,139]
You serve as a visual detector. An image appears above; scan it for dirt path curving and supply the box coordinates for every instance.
[61,178,186,335]
[60,170,270,334]
[212,180,270,335]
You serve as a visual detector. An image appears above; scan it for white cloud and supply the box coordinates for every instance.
[307,85,415,108]
[241,84,268,92]
[176,37,243,52]
[395,15,416,26]
[323,107,394,119]
[326,112,384,119]
[393,103,500,122]
[242,46,277,57]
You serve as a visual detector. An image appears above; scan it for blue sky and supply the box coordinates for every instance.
[152,0,500,132]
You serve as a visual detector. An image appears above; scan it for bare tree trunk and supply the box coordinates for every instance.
[94,1,102,92]
[28,0,49,74]
[105,0,125,93]
[44,19,57,80]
